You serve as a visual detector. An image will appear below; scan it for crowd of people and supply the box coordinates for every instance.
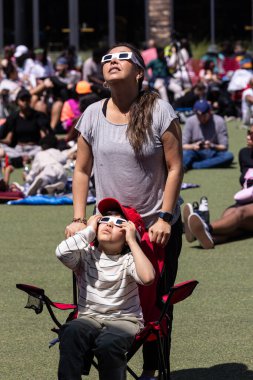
[1,39,253,194]
[1,39,253,380]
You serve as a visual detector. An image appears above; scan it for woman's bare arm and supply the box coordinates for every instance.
[148,119,183,246]
[65,134,93,237]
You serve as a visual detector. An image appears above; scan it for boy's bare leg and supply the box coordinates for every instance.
[51,100,63,130]
[3,165,14,185]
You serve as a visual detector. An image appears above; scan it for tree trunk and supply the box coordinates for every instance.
[148,0,173,46]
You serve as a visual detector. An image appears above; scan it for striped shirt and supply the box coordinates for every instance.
[56,226,144,325]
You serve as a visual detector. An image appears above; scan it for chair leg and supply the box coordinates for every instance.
[157,335,168,380]
[126,365,139,379]
[163,337,170,380]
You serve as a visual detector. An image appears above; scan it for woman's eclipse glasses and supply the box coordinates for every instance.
[101,52,144,69]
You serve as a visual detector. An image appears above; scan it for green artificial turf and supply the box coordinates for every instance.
[0,120,252,379]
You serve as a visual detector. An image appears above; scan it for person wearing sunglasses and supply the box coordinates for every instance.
[183,124,253,249]
[65,42,183,380]
[57,197,155,380]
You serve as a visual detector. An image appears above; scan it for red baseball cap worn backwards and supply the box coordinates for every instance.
[97,198,146,241]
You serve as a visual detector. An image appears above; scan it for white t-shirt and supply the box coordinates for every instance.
[0,79,20,101]
[241,87,253,125]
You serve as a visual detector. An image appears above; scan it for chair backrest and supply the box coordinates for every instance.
[166,280,199,305]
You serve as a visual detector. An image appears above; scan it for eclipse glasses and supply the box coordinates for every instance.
[98,216,127,227]
[101,51,145,69]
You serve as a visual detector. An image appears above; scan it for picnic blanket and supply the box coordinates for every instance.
[7,194,96,205]
[181,182,200,190]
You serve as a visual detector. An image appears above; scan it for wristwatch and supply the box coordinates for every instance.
[158,211,173,223]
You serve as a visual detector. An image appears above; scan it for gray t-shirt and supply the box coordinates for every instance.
[75,98,181,228]
[182,114,229,148]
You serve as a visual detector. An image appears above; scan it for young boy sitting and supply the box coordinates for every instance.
[56,197,155,380]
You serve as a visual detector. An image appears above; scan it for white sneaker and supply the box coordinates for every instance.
[188,213,214,249]
[42,181,65,195]
[183,203,195,242]
[27,177,43,196]
[198,196,210,224]
[183,201,199,242]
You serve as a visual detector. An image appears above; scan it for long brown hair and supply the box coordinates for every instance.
[107,43,159,154]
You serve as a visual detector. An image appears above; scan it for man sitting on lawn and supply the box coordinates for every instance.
[182,99,234,171]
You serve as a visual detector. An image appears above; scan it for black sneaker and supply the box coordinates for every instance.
[198,196,210,225]
[183,201,199,242]
[188,213,214,249]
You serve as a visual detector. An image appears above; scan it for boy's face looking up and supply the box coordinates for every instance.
[97,212,127,255]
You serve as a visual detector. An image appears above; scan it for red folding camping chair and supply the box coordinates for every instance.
[16,277,198,380]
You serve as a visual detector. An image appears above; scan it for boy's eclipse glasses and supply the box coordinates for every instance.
[101,52,145,69]
[98,216,127,227]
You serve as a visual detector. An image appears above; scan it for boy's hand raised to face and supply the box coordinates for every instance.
[87,214,102,233]
[121,221,137,244]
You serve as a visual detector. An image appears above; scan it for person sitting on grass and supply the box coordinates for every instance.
[20,135,77,196]
[0,152,14,191]
[0,88,51,162]
[182,99,234,171]
[56,197,155,380]
[183,125,253,249]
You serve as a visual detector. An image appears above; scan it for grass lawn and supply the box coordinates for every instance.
[1,120,252,380]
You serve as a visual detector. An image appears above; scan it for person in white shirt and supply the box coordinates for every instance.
[82,49,104,86]
[241,77,253,125]
[56,197,155,380]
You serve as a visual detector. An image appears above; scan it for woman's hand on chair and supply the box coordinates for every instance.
[148,219,171,247]
[65,222,87,238]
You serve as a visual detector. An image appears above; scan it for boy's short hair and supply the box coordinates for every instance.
[98,198,146,241]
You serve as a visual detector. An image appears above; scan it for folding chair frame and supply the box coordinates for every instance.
[16,279,198,379]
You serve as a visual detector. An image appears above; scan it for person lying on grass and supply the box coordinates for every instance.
[183,125,253,249]
[56,197,155,380]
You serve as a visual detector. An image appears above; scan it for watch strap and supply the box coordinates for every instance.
[158,211,173,223]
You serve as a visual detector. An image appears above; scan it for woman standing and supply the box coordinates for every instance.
[65,43,183,380]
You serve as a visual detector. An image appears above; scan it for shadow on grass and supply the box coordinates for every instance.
[171,362,253,380]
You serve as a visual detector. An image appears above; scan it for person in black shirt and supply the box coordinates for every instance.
[0,88,51,164]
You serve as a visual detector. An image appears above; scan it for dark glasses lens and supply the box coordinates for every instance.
[118,52,130,59]
[115,219,124,225]
[100,217,110,223]
[103,54,112,61]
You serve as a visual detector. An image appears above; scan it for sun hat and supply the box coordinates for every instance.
[97,198,146,241]
[14,45,28,58]
[75,81,92,95]
[193,100,211,115]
